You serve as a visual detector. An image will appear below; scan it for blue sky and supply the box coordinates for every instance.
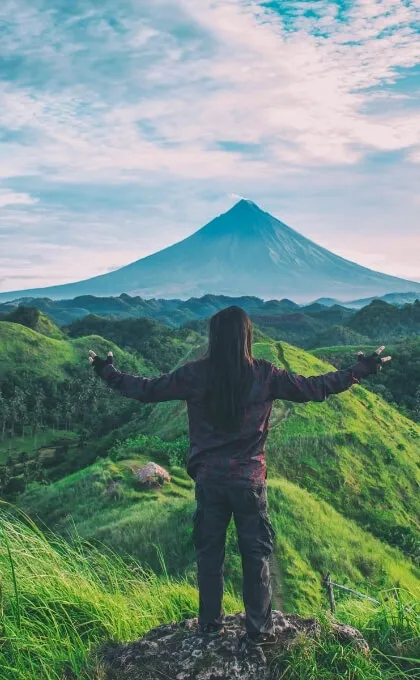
[0,0,419,293]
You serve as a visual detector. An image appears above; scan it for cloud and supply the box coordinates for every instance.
[0,0,419,291]
[229,192,249,201]
[1,0,419,184]
[0,188,39,207]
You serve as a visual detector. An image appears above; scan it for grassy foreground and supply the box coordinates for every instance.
[1,511,419,680]
[0,509,240,679]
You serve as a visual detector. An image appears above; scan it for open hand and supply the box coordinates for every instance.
[356,345,392,374]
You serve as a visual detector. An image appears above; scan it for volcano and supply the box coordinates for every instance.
[1,200,419,303]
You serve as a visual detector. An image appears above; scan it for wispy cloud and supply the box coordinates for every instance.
[0,0,419,291]
[0,187,39,207]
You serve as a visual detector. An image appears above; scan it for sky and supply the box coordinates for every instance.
[0,0,419,294]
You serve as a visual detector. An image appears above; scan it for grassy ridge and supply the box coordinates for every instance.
[2,321,420,677]
[0,322,152,380]
[309,339,420,423]
[3,324,419,567]
[266,341,420,560]
[19,457,420,615]
[133,339,420,561]
[268,477,420,613]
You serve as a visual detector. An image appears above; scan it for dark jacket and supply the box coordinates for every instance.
[101,356,371,486]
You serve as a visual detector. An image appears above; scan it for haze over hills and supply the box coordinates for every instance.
[315,291,420,309]
[1,200,420,304]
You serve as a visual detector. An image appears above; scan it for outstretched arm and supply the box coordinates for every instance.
[88,350,193,402]
[269,346,391,403]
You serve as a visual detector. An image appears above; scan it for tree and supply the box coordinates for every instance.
[415,385,420,422]
[0,387,9,441]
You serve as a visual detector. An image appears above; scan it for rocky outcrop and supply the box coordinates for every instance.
[100,610,369,680]
[133,462,171,489]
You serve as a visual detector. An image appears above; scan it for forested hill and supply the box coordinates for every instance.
[310,340,420,424]
[1,296,420,351]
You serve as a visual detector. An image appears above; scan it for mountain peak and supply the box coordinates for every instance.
[229,198,263,215]
[1,200,420,304]
[197,198,270,239]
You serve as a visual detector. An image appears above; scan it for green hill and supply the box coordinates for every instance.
[0,305,64,340]
[12,331,420,576]
[0,320,204,497]
[310,339,420,423]
[0,321,150,381]
[348,299,420,341]
[64,313,202,373]
[19,456,420,614]
[1,317,420,679]
[0,322,156,482]
[2,322,419,564]
[307,325,371,349]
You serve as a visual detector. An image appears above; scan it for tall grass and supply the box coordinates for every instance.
[1,509,419,679]
[269,592,419,679]
[0,507,241,679]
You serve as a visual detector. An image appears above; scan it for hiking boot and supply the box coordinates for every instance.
[199,622,225,637]
[246,631,277,647]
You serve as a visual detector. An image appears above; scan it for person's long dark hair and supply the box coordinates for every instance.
[202,306,254,432]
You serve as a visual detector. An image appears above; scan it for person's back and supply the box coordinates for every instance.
[183,355,290,486]
[89,304,391,646]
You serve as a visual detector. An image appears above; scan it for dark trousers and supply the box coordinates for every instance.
[192,481,275,634]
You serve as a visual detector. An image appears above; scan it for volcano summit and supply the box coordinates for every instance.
[1,200,419,303]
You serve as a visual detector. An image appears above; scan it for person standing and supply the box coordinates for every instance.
[89,305,391,646]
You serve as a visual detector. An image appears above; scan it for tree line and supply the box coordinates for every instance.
[0,371,142,450]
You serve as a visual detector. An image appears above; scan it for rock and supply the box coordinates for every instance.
[100,610,369,680]
[329,621,370,655]
[133,462,171,489]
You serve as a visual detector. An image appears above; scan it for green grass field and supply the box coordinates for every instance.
[1,511,418,679]
[0,322,152,381]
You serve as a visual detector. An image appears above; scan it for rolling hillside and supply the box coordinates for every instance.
[2,321,419,564]
[19,455,420,614]
[136,339,420,562]
[2,511,417,679]
[310,339,420,423]
[1,317,419,679]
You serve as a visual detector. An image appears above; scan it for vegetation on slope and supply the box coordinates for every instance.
[1,305,420,678]
[19,456,420,615]
[131,340,420,562]
[310,338,420,423]
[0,510,240,679]
[0,305,64,340]
[0,321,159,495]
[265,341,420,563]
[64,314,202,373]
[348,299,420,341]
[2,320,419,565]
[1,511,418,679]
